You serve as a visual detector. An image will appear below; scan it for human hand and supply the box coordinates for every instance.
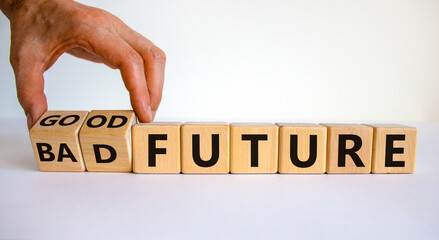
[0,0,166,129]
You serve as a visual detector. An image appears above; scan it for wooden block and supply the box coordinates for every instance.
[230,123,278,173]
[277,123,327,174]
[320,124,373,174]
[181,122,229,174]
[79,110,136,172]
[367,124,417,173]
[132,122,182,173]
[29,111,89,172]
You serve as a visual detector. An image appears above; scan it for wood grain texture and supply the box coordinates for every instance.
[277,123,327,174]
[79,110,136,172]
[230,123,278,173]
[367,124,417,173]
[132,122,182,173]
[181,122,229,174]
[29,111,89,172]
[320,124,373,174]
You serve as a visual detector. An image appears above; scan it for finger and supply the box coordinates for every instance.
[82,31,153,122]
[118,27,166,119]
[12,58,48,129]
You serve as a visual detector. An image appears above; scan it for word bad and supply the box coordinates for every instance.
[29,111,417,174]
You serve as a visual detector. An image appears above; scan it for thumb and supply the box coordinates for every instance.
[13,61,48,129]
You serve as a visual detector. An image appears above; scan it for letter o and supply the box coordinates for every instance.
[59,115,80,126]
[87,115,107,128]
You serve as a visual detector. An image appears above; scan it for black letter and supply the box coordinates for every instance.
[385,135,405,167]
[87,115,107,128]
[57,143,77,162]
[242,134,268,167]
[192,134,220,167]
[148,134,167,167]
[108,115,128,128]
[36,143,55,161]
[338,134,365,167]
[40,115,61,126]
[93,144,117,163]
[290,135,317,168]
[59,115,80,126]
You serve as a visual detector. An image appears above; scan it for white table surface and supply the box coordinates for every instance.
[1,119,438,240]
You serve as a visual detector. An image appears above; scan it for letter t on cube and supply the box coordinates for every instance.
[230,123,279,173]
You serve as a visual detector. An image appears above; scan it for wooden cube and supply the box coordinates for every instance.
[321,124,373,174]
[29,111,89,172]
[230,123,278,173]
[132,122,182,173]
[277,123,327,174]
[181,122,229,174]
[367,124,417,173]
[79,110,136,172]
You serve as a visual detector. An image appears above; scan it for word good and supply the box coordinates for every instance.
[29,110,417,174]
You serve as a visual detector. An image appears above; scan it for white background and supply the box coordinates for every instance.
[1,0,438,122]
[1,120,439,239]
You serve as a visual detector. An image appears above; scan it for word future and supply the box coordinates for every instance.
[29,111,417,174]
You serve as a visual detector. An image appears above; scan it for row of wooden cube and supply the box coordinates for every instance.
[29,110,417,174]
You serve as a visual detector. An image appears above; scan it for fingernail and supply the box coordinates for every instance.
[152,110,156,121]
[26,112,33,130]
[147,106,153,122]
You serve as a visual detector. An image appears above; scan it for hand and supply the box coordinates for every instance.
[0,0,166,129]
